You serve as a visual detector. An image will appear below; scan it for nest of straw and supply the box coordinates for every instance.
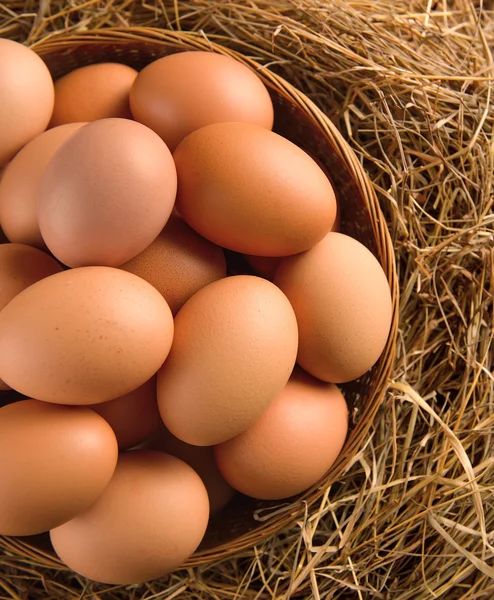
[0,1,493,598]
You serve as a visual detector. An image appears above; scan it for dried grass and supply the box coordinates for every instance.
[0,1,493,598]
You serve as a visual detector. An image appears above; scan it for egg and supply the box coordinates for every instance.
[50,63,137,126]
[215,368,348,500]
[275,232,393,383]
[157,275,298,446]
[243,255,281,280]
[0,243,62,309]
[0,123,85,248]
[148,427,234,514]
[0,267,174,404]
[242,204,340,279]
[0,39,54,165]
[38,118,177,267]
[174,122,337,256]
[50,451,209,584]
[0,399,118,536]
[90,377,160,450]
[130,51,273,151]
[0,243,62,392]
[120,214,226,315]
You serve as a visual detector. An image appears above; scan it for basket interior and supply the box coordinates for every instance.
[4,33,397,564]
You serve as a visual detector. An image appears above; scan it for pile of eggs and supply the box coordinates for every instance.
[0,38,393,584]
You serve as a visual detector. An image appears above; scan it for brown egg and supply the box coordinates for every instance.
[0,123,85,248]
[120,215,226,315]
[148,427,234,514]
[50,63,137,127]
[0,243,62,392]
[0,267,174,405]
[0,39,54,165]
[0,243,62,310]
[174,122,336,256]
[275,232,393,383]
[91,377,160,450]
[38,118,177,267]
[244,255,281,280]
[50,451,209,584]
[215,368,348,500]
[0,399,118,536]
[130,51,273,151]
[157,275,298,446]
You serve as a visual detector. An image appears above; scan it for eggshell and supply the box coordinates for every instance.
[0,267,174,404]
[157,275,298,446]
[130,51,273,151]
[148,427,234,514]
[0,399,118,536]
[0,243,62,310]
[50,63,137,126]
[50,451,209,584]
[91,377,160,450]
[120,215,226,315]
[0,39,54,165]
[0,123,85,248]
[174,122,336,256]
[0,243,62,392]
[243,255,281,280]
[215,368,348,500]
[275,232,393,383]
[38,118,177,267]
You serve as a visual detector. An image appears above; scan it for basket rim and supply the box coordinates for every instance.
[6,27,399,568]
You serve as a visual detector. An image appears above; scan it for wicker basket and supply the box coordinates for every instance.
[2,28,398,568]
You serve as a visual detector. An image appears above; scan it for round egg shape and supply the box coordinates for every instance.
[174,122,337,256]
[90,377,161,450]
[0,267,174,405]
[130,51,273,151]
[120,215,226,315]
[50,63,137,126]
[0,123,85,248]
[0,243,62,310]
[215,368,348,500]
[0,39,54,165]
[38,118,177,267]
[275,232,393,383]
[50,451,209,584]
[157,275,298,446]
[0,399,118,536]
[148,427,234,514]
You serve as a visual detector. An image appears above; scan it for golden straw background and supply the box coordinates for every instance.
[0,1,493,598]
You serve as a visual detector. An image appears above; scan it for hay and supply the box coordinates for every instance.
[0,0,493,598]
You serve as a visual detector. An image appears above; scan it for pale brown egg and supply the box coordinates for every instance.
[38,118,177,267]
[215,368,348,500]
[174,122,336,256]
[148,427,234,514]
[50,451,209,584]
[275,232,393,383]
[130,51,273,151]
[0,399,118,536]
[0,267,174,405]
[0,39,54,165]
[91,377,160,450]
[50,63,137,127]
[0,243,62,310]
[157,275,298,446]
[0,123,85,248]
[120,214,226,315]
